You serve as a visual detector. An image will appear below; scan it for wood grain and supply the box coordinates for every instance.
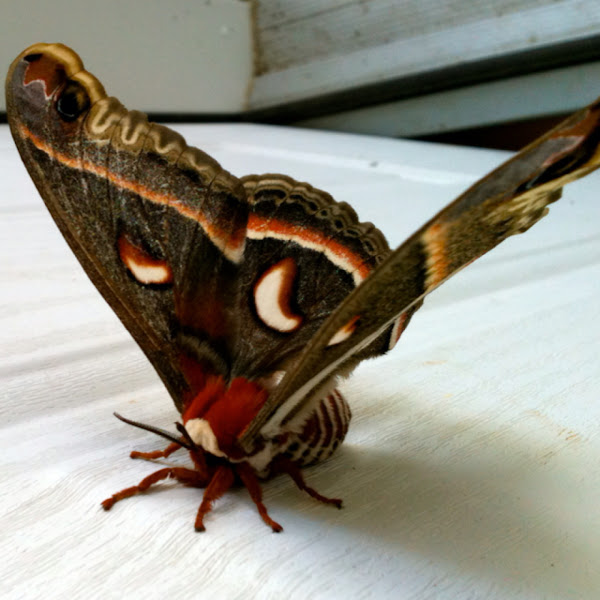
[2,123,599,599]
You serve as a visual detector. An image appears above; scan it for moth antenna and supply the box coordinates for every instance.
[175,422,209,473]
[113,412,191,449]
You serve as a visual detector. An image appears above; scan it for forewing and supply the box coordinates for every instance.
[6,43,248,410]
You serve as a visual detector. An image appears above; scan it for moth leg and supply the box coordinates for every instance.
[188,445,209,477]
[101,466,207,510]
[274,457,343,509]
[130,441,182,461]
[235,462,283,533]
[194,464,235,532]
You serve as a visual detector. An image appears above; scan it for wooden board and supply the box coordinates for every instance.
[1,122,599,599]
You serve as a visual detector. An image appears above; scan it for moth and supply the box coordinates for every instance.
[6,43,600,532]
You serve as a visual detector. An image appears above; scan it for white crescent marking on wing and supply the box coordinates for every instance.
[254,259,302,332]
[124,258,172,285]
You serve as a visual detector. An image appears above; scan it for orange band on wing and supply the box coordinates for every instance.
[421,222,449,290]
[18,123,245,262]
[247,214,371,285]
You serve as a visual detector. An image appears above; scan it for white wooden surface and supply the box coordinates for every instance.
[298,63,600,137]
[251,0,600,109]
[1,122,599,599]
[255,0,600,74]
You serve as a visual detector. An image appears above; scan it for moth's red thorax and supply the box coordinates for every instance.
[183,376,268,457]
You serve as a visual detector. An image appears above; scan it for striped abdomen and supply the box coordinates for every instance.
[278,389,351,467]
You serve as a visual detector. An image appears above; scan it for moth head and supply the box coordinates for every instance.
[5,43,106,136]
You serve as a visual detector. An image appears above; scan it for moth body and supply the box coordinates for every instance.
[8,43,600,532]
[100,378,351,532]
[183,379,351,475]
[107,380,352,531]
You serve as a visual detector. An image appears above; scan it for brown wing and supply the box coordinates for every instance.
[5,43,248,409]
[230,173,395,379]
[240,96,600,448]
[5,43,401,416]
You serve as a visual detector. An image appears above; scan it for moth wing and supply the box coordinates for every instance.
[241,97,600,447]
[229,173,395,380]
[6,43,249,410]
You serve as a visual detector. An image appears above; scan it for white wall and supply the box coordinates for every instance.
[1,0,253,114]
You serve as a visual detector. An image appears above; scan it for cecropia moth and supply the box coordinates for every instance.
[6,43,600,531]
